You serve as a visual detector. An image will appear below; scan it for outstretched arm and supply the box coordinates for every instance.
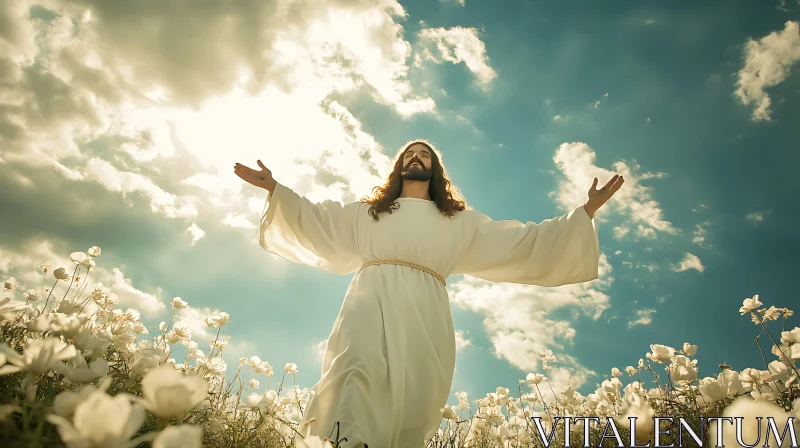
[452,205,600,286]
[234,160,361,275]
[451,175,624,286]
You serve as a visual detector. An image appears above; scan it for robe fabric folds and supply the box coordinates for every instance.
[259,182,600,448]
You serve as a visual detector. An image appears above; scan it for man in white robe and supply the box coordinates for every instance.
[234,139,624,448]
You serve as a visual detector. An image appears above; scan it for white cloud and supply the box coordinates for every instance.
[735,21,800,122]
[440,0,466,6]
[84,158,199,219]
[746,211,767,225]
[0,240,65,288]
[692,221,712,248]
[223,213,257,229]
[628,308,656,328]
[612,226,630,239]
[592,93,609,109]
[416,26,496,89]
[187,224,205,246]
[106,267,165,315]
[0,0,438,228]
[447,254,613,391]
[553,115,570,123]
[671,253,704,273]
[549,142,677,240]
[454,330,472,350]
[316,339,328,362]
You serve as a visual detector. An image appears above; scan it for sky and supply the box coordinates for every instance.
[1,0,799,411]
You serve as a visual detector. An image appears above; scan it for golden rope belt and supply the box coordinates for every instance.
[359,258,446,287]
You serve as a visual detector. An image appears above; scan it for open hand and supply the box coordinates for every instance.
[584,174,624,218]
[234,160,276,191]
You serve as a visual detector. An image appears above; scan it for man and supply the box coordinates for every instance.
[234,139,623,448]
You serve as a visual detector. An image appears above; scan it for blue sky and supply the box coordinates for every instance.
[1,0,799,410]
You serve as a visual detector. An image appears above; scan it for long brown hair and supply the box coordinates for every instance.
[360,139,468,221]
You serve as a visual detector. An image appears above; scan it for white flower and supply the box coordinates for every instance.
[27,315,51,333]
[53,357,109,383]
[768,360,790,383]
[52,380,111,420]
[152,424,202,448]
[441,405,457,420]
[74,329,112,361]
[132,348,167,375]
[204,312,230,328]
[646,344,675,363]
[46,390,145,448]
[781,327,800,345]
[183,340,199,355]
[53,267,70,280]
[285,362,298,374]
[667,355,698,383]
[0,338,78,375]
[131,321,148,335]
[525,373,545,385]
[87,246,101,257]
[740,294,763,314]
[718,369,744,396]
[238,392,264,411]
[600,378,622,403]
[211,339,228,350]
[698,376,728,403]
[196,356,227,376]
[709,396,799,447]
[140,364,208,418]
[626,366,637,376]
[611,367,623,377]
[171,321,191,340]
[69,252,95,269]
[761,305,782,321]
[50,313,85,339]
[4,277,19,291]
[165,331,182,344]
[682,342,697,356]
[739,367,763,386]
[171,297,188,309]
[249,379,259,389]
[249,356,273,377]
[751,381,780,402]
[70,252,88,264]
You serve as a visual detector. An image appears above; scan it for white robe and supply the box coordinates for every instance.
[259,182,600,448]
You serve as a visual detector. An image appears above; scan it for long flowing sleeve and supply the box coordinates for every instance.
[451,205,600,286]
[258,182,362,275]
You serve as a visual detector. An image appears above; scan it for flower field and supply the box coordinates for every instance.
[0,246,798,447]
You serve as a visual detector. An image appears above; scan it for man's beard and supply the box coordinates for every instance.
[401,161,432,182]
